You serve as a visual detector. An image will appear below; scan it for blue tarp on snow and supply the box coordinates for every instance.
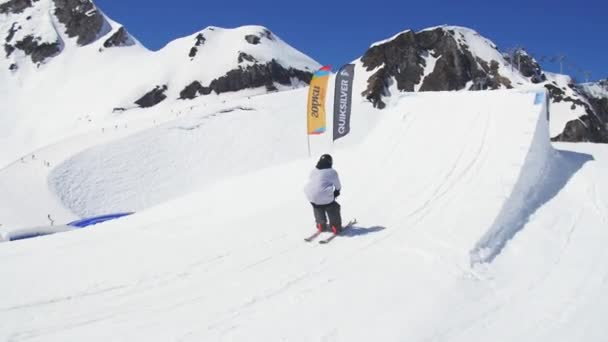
[67,212,134,228]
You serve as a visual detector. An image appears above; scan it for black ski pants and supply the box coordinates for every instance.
[311,201,342,230]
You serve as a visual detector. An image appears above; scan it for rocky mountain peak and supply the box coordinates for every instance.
[2,0,136,70]
[356,25,607,143]
[360,26,518,109]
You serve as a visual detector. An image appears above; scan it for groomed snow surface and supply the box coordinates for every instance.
[1,87,608,341]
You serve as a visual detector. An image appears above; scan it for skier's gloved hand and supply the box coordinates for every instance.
[334,189,340,198]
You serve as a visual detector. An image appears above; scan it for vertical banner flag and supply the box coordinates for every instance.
[333,64,355,141]
[307,66,331,135]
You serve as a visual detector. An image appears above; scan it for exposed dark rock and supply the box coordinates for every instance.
[208,59,311,94]
[360,28,515,108]
[588,96,608,123]
[553,117,590,142]
[245,34,261,45]
[195,33,205,46]
[504,49,546,83]
[487,60,513,89]
[53,0,105,46]
[420,30,476,91]
[237,52,256,63]
[6,23,20,43]
[103,27,132,48]
[545,84,587,108]
[112,107,126,113]
[135,85,168,108]
[548,83,608,143]
[470,58,505,90]
[361,68,389,109]
[14,35,60,63]
[179,60,312,100]
[573,85,608,142]
[552,114,608,143]
[179,81,212,100]
[9,63,18,71]
[0,0,39,14]
[4,43,15,57]
[261,29,274,40]
[544,83,566,101]
[188,33,206,58]
[360,30,424,107]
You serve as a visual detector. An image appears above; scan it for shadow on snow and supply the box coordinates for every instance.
[342,225,386,237]
[472,149,594,264]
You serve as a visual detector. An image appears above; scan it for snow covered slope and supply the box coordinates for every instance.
[2,6,608,341]
[580,79,608,99]
[0,0,319,167]
[5,86,605,341]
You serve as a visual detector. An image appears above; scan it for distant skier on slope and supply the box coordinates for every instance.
[304,154,343,234]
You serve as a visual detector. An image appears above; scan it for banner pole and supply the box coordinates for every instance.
[307,134,311,157]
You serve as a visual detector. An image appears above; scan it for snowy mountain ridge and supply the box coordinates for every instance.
[0,0,319,166]
[357,25,608,142]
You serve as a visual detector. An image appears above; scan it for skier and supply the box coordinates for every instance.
[304,154,343,234]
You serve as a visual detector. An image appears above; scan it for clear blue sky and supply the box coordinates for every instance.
[96,0,606,82]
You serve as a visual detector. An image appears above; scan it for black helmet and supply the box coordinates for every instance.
[316,154,333,169]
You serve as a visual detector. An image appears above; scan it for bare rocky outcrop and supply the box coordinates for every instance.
[504,49,545,83]
[188,33,206,58]
[53,0,106,46]
[360,28,513,108]
[554,80,608,142]
[13,35,60,63]
[179,81,212,100]
[244,29,274,45]
[103,27,133,48]
[244,34,261,45]
[6,23,20,43]
[4,43,16,57]
[0,0,39,14]
[178,59,312,100]
[237,52,256,63]
[135,85,168,108]
[209,59,311,94]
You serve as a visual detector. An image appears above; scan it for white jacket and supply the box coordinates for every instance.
[304,168,341,205]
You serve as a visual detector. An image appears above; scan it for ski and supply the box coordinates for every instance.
[304,231,322,242]
[319,219,357,245]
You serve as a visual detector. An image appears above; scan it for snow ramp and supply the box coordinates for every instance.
[0,88,566,341]
[340,88,553,265]
[470,91,554,263]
